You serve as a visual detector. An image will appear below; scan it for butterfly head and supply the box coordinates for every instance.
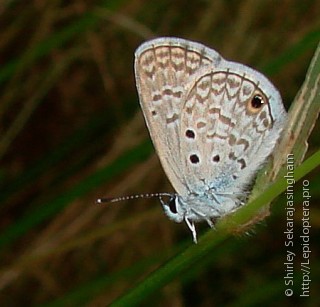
[160,195,185,223]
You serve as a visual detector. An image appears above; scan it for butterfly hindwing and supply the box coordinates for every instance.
[180,68,285,196]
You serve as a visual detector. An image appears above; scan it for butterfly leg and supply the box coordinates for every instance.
[206,218,214,228]
[185,217,197,244]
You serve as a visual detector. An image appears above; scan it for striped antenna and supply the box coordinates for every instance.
[96,193,173,204]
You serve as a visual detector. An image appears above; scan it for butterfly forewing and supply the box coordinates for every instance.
[134,38,222,195]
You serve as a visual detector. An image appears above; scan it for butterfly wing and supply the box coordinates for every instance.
[179,63,286,196]
[134,37,222,195]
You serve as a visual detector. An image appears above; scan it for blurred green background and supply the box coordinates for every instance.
[0,0,319,306]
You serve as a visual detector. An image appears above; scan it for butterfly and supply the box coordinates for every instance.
[99,37,287,243]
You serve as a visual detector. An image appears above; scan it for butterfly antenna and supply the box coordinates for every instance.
[96,193,173,204]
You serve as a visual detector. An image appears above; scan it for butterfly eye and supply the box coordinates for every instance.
[168,197,177,213]
[247,93,266,114]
